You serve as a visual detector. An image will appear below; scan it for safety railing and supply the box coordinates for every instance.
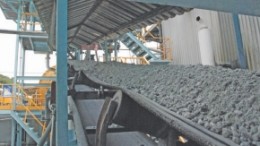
[0,83,46,135]
[161,38,173,61]
[111,56,149,65]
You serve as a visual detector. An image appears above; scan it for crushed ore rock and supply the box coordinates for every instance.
[70,61,260,145]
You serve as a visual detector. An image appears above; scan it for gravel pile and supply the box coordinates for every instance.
[71,61,260,146]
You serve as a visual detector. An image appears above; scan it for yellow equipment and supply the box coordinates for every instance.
[0,66,56,110]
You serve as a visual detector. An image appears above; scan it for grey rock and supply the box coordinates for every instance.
[222,128,232,138]
[232,136,241,144]
[73,61,260,145]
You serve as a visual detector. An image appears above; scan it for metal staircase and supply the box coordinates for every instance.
[68,129,78,146]
[120,32,159,61]
[10,111,41,143]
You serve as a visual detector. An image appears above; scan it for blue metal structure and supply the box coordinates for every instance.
[10,112,40,143]
[126,0,260,16]
[120,32,158,61]
[55,0,68,145]
[232,14,247,69]
[11,1,21,145]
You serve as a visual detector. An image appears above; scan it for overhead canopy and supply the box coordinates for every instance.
[33,0,191,49]
[126,0,260,17]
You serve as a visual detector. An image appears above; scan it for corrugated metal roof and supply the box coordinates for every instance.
[0,0,40,22]
[0,0,19,20]
[33,0,191,49]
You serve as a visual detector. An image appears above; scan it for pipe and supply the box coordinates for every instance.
[37,121,52,146]
[196,16,215,66]
[95,43,99,62]
[0,29,48,38]
[46,53,50,69]
[50,105,55,146]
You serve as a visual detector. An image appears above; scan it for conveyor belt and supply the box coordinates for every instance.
[76,99,156,146]
[67,62,240,146]
[69,84,156,146]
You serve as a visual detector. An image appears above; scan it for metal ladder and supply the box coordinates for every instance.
[120,32,158,61]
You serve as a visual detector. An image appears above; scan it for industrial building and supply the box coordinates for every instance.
[0,0,259,146]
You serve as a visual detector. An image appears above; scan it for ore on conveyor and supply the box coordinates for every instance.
[70,61,260,146]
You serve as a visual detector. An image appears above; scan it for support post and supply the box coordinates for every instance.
[104,41,109,62]
[12,1,21,145]
[75,49,81,60]
[114,40,118,62]
[19,48,25,85]
[56,0,68,145]
[16,125,22,146]
[11,120,17,146]
[232,14,247,69]
[29,0,34,31]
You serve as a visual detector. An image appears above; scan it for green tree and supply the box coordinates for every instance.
[0,74,12,84]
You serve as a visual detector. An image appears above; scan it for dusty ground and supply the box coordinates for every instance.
[71,61,260,146]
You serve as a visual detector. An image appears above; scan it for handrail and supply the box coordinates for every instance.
[16,92,46,136]
[111,56,149,65]
[16,84,45,110]
[0,83,46,136]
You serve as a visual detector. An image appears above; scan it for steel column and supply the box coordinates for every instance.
[16,125,22,146]
[11,1,21,145]
[104,41,108,62]
[126,0,260,16]
[11,120,17,146]
[56,0,68,145]
[75,50,81,60]
[18,46,25,85]
[29,0,34,31]
[232,14,247,69]
[114,40,118,62]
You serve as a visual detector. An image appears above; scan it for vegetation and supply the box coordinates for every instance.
[0,74,12,84]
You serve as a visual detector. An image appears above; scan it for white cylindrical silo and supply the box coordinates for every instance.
[198,26,215,66]
[197,16,215,66]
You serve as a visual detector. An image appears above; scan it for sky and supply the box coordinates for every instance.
[0,9,56,78]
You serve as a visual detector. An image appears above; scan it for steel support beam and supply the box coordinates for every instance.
[0,29,48,38]
[232,14,247,69]
[5,1,17,14]
[16,76,56,80]
[126,0,260,16]
[56,0,68,146]
[21,83,51,87]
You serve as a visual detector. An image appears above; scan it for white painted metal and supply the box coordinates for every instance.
[162,9,260,70]
[198,25,215,66]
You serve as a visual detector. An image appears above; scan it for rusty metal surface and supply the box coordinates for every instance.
[32,0,191,48]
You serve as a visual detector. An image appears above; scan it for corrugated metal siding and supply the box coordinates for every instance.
[162,9,260,71]
[240,15,260,70]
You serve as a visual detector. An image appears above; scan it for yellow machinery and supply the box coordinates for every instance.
[0,66,56,110]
